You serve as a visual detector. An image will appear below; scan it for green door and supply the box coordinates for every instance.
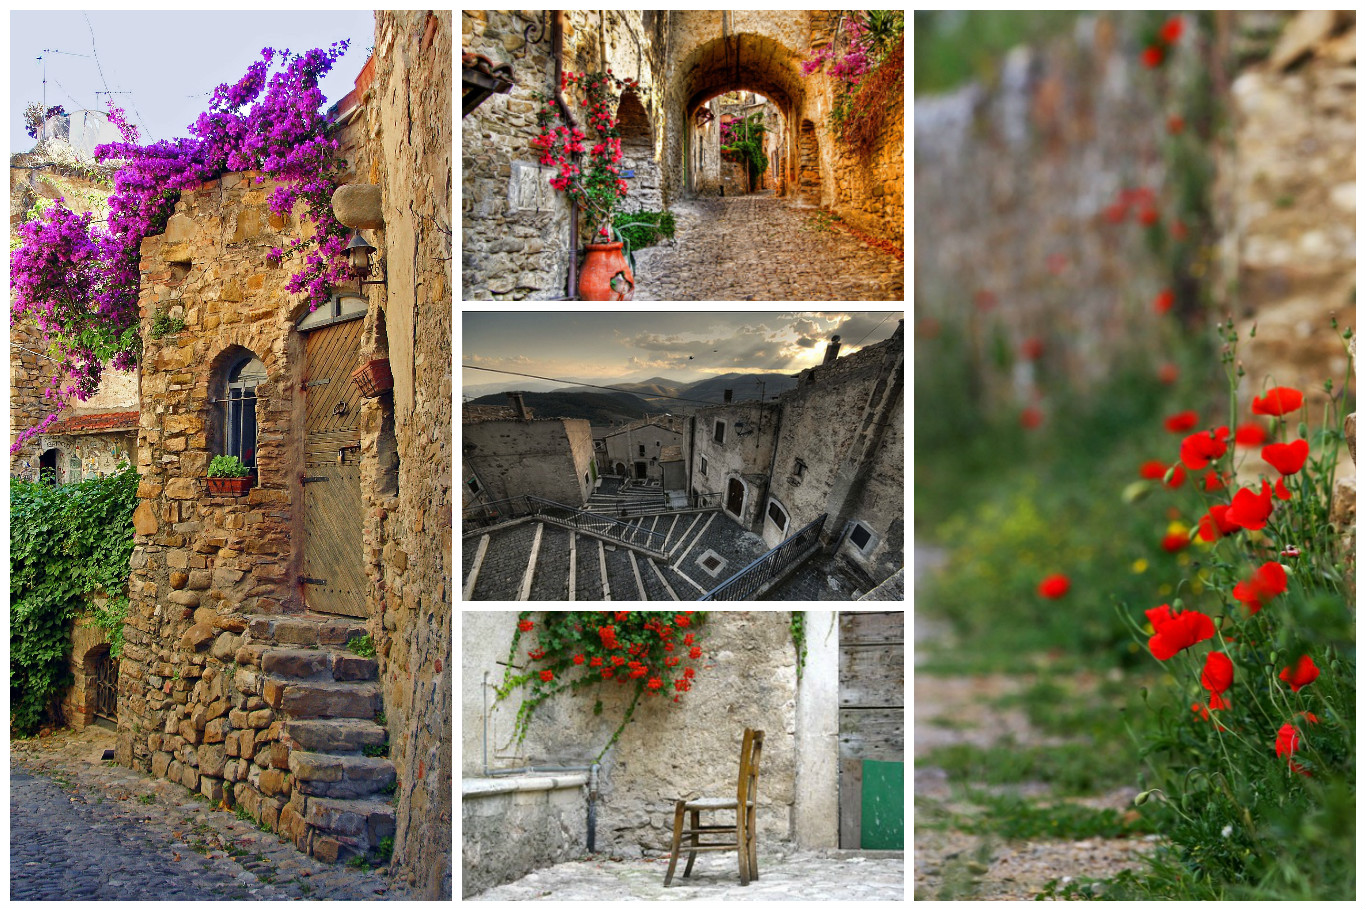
[860,759,904,849]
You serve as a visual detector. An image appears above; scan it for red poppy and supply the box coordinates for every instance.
[1160,17,1183,44]
[1141,45,1164,68]
[1154,290,1176,315]
[1021,407,1043,429]
[1234,423,1267,447]
[518,619,534,632]
[1227,480,1275,531]
[1038,574,1071,598]
[1137,206,1159,226]
[1021,337,1045,360]
[1202,470,1226,492]
[1252,387,1304,417]
[539,669,554,682]
[1164,410,1198,433]
[1158,363,1179,384]
[1179,426,1230,470]
[1167,114,1184,135]
[1197,503,1238,541]
[1262,439,1309,475]
[1161,531,1190,553]
[1275,723,1312,775]
[1232,561,1288,613]
[1147,606,1216,660]
[1279,654,1319,692]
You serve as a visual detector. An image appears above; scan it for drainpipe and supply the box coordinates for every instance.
[552,11,579,298]
[587,763,600,853]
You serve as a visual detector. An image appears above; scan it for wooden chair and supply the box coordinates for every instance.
[664,728,764,887]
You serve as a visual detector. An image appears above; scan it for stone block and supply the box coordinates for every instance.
[236,784,262,821]
[259,768,288,796]
[210,632,243,661]
[247,708,274,729]
[311,836,343,864]
[199,744,228,777]
[271,741,291,769]
[178,721,202,745]
[180,622,216,653]
[169,571,189,590]
[262,649,329,679]
[332,183,385,230]
[187,569,213,590]
[226,733,240,758]
[181,766,200,792]
[133,502,159,536]
[148,733,163,752]
[261,797,283,831]
[203,718,229,744]
[200,776,225,804]
[331,654,378,681]
[151,750,173,778]
[165,477,199,500]
[288,751,343,782]
[279,804,307,842]
[306,797,367,837]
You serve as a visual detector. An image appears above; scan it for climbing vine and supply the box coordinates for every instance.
[10,44,352,452]
[802,10,905,156]
[496,611,706,761]
[790,611,807,679]
[720,112,770,186]
[10,466,138,736]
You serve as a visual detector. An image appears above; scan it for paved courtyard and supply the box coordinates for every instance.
[11,726,410,900]
[631,194,904,301]
[468,849,905,901]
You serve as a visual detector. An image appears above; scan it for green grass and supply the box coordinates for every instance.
[922,740,1138,797]
[960,793,1159,840]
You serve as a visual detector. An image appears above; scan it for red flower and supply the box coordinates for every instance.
[1020,407,1043,429]
[1234,423,1267,447]
[601,667,614,679]
[1227,480,1275,531]
[1275,723,1311,775]
[1161,531,1189,553]
[1154,290,1176,315]
[528,648,546,660]
[1147,606,1216,661]
[1160,17,1184,44]
[683,633,695,646]
[1021,337,1045,360]
[1038,574,1071,598]
[1279,654,1320,693]
[518,620,534,632]
[1141,45,1164,68]
[1202,470,1227,492]
[1158,363,1179,384]
[590,656,603,667]
[1103,202,1127,224]
[1164,410,1198,433]
[647,677,663,690]
[1167,114,1184,135]
[1262,439,1309,475]
[1139,460,1185,487]
[974,289,997,311]
[539,669,554,682]
[683,666,695,679]
[572,654,585,665]
[1252,387,1304,417]
[689,646,702,659]
[1170,220,1188,242]
[1137,206,1159,226]
[675,614,692,627]
[1179,426,1230,470]
[610,655,626,667]
[1197,504,1239,542]
[1232,561,1288,614]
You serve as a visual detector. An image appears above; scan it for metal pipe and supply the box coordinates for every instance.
[486,765,593,776]
[552,11,579,298]
[587,763,600,853]
[482,670,489,776]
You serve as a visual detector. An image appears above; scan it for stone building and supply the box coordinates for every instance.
[462,10,904,299]
[97,11,452,898]
[461,610,905,896]
[464,412,596,508]
[596,413,689,486]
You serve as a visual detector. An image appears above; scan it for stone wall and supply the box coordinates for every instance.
[601,417,688,483]
[462,775,587,897]
[463,611,801,857]
[463,417,594,506]
[830,70,904,246]
[365,10,453,899]
[688,401,781,528]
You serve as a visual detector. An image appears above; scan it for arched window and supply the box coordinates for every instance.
[225,355,267,468]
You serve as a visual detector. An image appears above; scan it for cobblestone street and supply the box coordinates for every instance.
[469,848,905,900]
[631,195,904,301]
[11,727,410,901]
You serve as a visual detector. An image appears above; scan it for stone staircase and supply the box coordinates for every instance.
[462,508,769,601]
[239,614,396,864]
[583,481,671,517]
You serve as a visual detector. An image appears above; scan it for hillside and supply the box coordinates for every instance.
[681,372,799,403]
[465,389,666,425]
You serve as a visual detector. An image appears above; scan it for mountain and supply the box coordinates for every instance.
[465,389,666,425]
[610,377,687,398]
[680,372,799,403]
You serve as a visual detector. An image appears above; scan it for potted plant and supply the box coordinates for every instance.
[351,357,393,398]
[534,71,639,300]
[206,455,253,496]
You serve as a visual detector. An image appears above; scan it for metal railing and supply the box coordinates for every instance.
[462,495,670,557]
[698,514,826,601]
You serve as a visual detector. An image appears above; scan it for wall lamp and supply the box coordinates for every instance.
[345,230,387,287]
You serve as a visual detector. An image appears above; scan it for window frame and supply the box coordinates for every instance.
[224,354,267,470]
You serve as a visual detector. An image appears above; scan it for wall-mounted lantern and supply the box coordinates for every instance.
[345,230,386,287]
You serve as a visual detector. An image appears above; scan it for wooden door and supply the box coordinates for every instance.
[726,477,744,516]
[301,317,367,617]
[838,611,904,848]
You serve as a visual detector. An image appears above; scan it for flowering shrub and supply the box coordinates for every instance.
[10,44,352,452]
[24,103,67,139]
[801,10,904,155]
[496,611,706,760]
[533,71,638,242]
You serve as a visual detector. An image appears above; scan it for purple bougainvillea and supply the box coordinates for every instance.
[11,43,352,452]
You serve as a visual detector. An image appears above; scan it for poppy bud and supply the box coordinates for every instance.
[1298,422,1308,439]
[1172,598,1184,610]
[1269,650,1278,665]
[1134,789,1155,806]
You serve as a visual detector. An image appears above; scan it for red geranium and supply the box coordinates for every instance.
[1180,426,1230,470]
[1146,604,1215,660]
[689,646,702,659]
[519,619,534,632]
[1262,439,1309,475]
[1252,387,1304,417]
[539,669,554,682]
[1279,654,1320,693]
[1038,574,1070,598]
[1227,480,1275,530]
[1164,410,1198,433]
[1154,290,1176,315]
[1232,561,1288,613]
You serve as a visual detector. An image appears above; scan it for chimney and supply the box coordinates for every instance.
[823,334,843,364]
[723,389,733,403]
[507,392,529,420]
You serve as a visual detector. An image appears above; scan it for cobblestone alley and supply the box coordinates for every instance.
[469,848,905,901]
[11,727,410,901]
[631,195,904,301]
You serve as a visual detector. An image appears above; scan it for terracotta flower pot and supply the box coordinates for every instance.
[579,242,635,301]
[206,476,252,496]
[351,358,394,398]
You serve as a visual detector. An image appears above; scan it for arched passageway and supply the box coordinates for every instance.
[616,91,662,212]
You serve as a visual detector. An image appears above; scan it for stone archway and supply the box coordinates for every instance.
[616,91,662,212]
[798,119,822,207]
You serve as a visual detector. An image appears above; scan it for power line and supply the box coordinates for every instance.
[847,313,897,350]
[461,365,748,408]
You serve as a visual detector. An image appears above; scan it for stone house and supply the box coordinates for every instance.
[596,413,689,486]
[462,10,904,299]
[463,411,596,509]
[461,610,905,897]
[99,11,451,898]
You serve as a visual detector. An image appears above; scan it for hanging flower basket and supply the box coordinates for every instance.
[206,476,253,496]
[351,358,393,398]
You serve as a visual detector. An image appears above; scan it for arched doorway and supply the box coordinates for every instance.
[798,119,822,207]
[726,476,746,519]
[38,447,60,484]
[616,91,662,212]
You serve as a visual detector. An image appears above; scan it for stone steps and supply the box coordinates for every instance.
[283,718,388,753]
[289,750,396,799]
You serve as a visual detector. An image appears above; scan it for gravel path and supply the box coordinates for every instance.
[913,545,1156,900]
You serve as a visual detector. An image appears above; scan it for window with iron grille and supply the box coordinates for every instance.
[225,355,267,468]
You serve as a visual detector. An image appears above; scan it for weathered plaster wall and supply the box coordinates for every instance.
[462,776,587,897]
[688,401,780,530]
[601,419,688,484]
[463,417,594,506]
[793,610,840,848]
[465,611,801,858]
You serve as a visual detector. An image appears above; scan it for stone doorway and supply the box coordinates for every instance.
[299,309,367,618]
[90,647,118,723]
[726,477,745,518]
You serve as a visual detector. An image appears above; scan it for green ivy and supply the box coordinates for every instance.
[790,611,807,679]
[11,467,138,736]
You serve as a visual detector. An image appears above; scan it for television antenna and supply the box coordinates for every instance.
[37,49,90,110]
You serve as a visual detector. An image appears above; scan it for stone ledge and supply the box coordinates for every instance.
[461,773,588,800]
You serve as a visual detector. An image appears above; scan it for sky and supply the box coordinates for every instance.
[10,10,376,152]
[462,312,905,395]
